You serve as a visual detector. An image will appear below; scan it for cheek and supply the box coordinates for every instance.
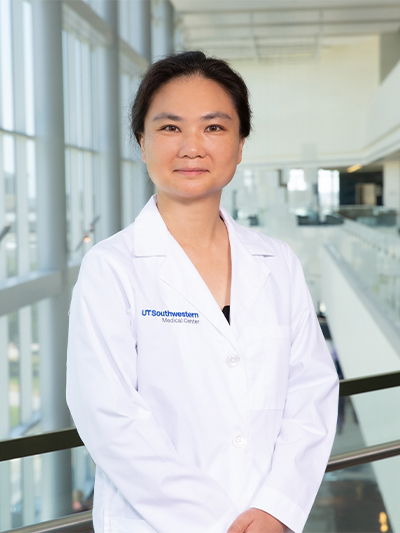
[212,139,243,165]
[144,139,163,164]
[144,138,177,177]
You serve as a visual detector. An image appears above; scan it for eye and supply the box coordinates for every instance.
[206,124,224,132]
[161,124,180,132]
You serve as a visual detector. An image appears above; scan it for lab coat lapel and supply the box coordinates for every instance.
[134,197,274,348]
[158,239,240,350]
[134,197,239,349]
[222,209,274,340]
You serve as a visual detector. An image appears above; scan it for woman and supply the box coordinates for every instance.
[66,51,339,533]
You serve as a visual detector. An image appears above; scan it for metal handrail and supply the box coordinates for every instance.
[4,438,400,533]
[326,438,400,472]
[339,369,400,397]
[3,510,93,533]
[0,428,82,462]
[1,370,400,463]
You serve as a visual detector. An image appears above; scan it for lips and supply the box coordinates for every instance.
[174,168,209,175]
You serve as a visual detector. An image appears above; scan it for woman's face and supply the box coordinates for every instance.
[140,75,245,202]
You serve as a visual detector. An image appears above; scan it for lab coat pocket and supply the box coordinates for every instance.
[244,325,291,411]
[105,517,157,533]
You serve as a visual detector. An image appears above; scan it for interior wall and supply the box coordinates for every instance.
[232,37,380,168]
[380,31,400,83]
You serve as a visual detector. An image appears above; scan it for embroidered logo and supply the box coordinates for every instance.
[141,309,199,324]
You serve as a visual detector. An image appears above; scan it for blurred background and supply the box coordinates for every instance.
[1,1,400,532]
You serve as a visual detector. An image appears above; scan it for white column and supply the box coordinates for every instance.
[32,0,72,519]
[0,315,11,531]
[304,166,319,210]
[383,160,400,211]
[131,0,152,62]
[96,0,122,241]
[15,139,34,430]
[151,0,174,62]
[11,0,26,133]
[0,129,11,529]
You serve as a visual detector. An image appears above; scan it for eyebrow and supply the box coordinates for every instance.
[152,113,182,122]
[152,111,233,122]
[201,112,232,121]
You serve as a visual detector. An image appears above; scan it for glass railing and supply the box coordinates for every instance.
[0,371,399,533]
[0,447,94,533]
[329,219,400,330]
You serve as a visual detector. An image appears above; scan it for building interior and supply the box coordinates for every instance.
[1,0,400,532]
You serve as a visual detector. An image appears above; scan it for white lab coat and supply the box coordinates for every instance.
[66,195,338,533]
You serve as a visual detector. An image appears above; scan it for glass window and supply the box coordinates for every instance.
[63,30,99,262]
[288,168,307,191]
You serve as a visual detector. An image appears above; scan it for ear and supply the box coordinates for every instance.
[139,134,146,163]
[237,137,245,165]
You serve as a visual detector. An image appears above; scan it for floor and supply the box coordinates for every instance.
[304,397,393,533]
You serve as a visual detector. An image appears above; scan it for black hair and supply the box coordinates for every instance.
[131,51,252,145]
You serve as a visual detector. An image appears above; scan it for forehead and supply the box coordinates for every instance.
[146,76,237,119]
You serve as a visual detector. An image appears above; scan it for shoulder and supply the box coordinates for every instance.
[79,223,136,280]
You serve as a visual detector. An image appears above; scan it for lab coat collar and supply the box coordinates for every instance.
[133,196,274,346]
[133,196,276,259]
[133,196,170,257]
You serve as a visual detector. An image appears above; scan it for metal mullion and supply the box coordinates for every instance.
[67,32,78,146]
[62,30,70,145]
[73,447,87,499]
[16,137,29,275]
[0,0,14,131]
[120,72,130,160]
[119,0,128,44]
[81,41,92,150]
[0,128,34,140]
[64,143,96,154]
[22,0,34,137]
[22,455,35,525]
[69,149,82,261]
[0,5,3,129]
[90,46,101,151]
[0,315,10,438]
[121,161,129,228]
[121,161,133,228]
[75,37,83,148]
[11,0,26,133]
[92,152,100,245]
[19,305,33,424]
[0,462,11,531]
[0,132,8,436]
[83,151,93,252]
[129,0,136,48]
[0,132,6,280]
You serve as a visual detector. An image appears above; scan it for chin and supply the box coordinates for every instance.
[161,187,223,203]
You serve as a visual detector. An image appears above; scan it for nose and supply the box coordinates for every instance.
[178,129,206,158]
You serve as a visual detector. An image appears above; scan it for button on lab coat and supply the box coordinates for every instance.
[66,196,339,533]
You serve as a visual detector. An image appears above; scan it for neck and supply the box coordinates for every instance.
[156,192,224,248]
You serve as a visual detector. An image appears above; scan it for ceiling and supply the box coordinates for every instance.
[171,0,400,60]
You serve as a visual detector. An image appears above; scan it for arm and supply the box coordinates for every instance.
[66,248,239,533]
[245,245,339,533]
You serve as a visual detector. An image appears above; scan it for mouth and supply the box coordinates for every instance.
[174,168,209,176]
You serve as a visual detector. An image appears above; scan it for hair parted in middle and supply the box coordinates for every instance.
[131,51,252,145]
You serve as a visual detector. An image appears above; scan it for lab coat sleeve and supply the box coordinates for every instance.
[251,243,339,533]
[66,247,239,533]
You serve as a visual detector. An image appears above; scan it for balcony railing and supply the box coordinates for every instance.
[1,369,400,533]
